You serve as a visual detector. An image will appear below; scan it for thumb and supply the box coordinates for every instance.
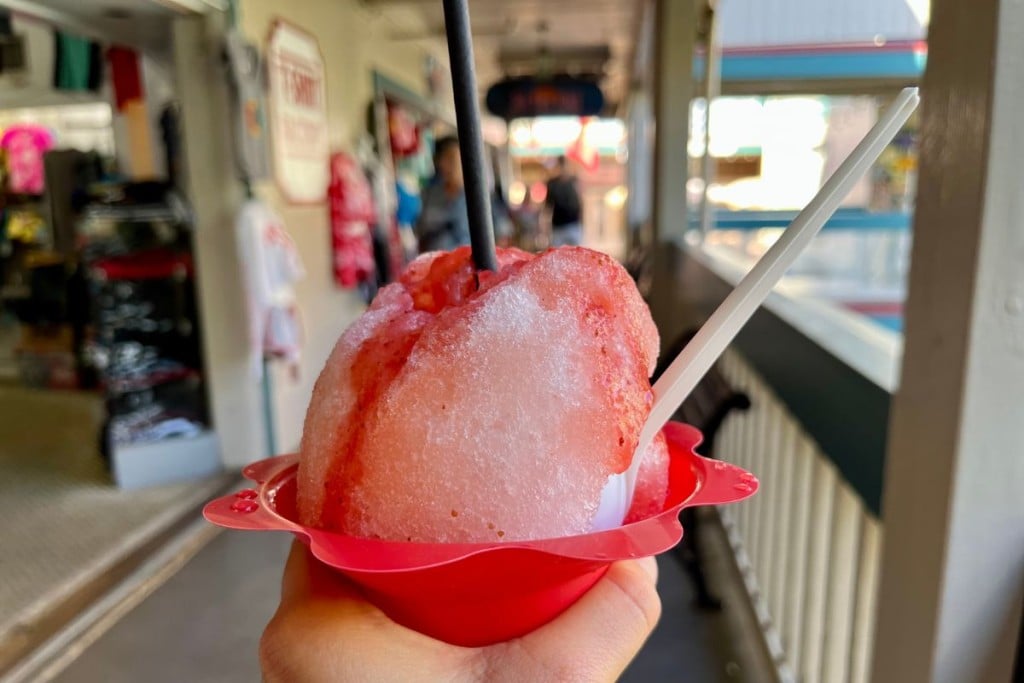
[506,557,661,681]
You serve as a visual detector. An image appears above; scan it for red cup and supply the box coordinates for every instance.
[204,422,757,646]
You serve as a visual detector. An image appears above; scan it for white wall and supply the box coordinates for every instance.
[174,15,264,469]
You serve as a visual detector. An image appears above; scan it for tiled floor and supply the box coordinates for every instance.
[54,525,771,682]
[0,385,228,668]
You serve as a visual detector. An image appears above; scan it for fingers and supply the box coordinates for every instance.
[279,539,311,604]
[270,541,662,683]
[505,557,661,681]
[262,542,380,681]
[279,540,366,606]
[262,541,481,682]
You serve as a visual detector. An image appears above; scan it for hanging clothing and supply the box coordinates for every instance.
[328,151,376,288]
[159,104,183,188]
[43,148,100,255]
[359,145,401,283]
[53,31,100,91]
[224,31,270,181]
[395,179,422,227]
[236,199,306,378]
[5,209,45,243]
[1,124,55,194]
[107,46,144,111]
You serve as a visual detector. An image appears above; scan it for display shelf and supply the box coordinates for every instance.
[77,185,212,487]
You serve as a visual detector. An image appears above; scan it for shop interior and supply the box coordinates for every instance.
[506,116,630,258]
[0,6,520,668]
[0,6,229,666]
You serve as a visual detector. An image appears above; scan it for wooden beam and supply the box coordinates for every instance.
[651,0,696,246]
[870,0,1024,680]
[172,14,267,467]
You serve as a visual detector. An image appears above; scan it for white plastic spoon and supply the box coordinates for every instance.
[593,87,920,530]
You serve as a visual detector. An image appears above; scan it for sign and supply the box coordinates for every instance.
[267,20,329,204]
[486,76,604,120]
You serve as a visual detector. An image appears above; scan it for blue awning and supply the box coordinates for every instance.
[689,208,911,231]
[694,45,926,83]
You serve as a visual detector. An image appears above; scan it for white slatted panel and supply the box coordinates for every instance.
[821,482,863,683]
[849,517,882,683]
[782,439,816,671]
[740,360,758,551]
[761,400,785,628]
[751,381,772,597]
[716,402,744,542]
[711,351,883,683]
[769,418,797,648]
[735,356,754,544]
[737,360,760,567]
[800,455,837,682]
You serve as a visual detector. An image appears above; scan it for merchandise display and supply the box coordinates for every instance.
[78,186,209,457]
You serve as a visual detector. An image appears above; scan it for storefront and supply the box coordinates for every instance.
[0,1,236,672]
[0,6,221,489]
[0,0,453,671]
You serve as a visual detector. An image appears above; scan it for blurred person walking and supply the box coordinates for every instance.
[416,136,511,253]
[545,155,583,247]
[416,136,470,253]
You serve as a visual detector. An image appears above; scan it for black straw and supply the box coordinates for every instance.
[442,0,498,272]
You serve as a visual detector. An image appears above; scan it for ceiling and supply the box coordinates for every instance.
[5,0,644,109]
[0,0,214,51]
[362,0,646,113]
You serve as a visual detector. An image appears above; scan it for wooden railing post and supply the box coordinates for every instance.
[870,0,1024,680]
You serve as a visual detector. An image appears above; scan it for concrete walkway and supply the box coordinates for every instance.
[53,522,771,682]
[0,384,229,675]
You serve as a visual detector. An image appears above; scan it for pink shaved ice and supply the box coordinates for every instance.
[297,246,662,543]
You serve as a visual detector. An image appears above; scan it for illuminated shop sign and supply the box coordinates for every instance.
[486,76,604,119]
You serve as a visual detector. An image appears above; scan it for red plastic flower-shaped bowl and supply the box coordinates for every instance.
[203,422,757,646]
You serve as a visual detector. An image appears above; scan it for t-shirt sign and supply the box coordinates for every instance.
[267,20,329,204]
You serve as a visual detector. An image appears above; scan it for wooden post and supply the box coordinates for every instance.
[698,3,719,237]
[647,0,699,353]
[172,15,268,467]
[870,0,1024,680]
[651,0,695,246]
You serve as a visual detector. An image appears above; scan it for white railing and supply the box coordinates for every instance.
[716,351,882,683]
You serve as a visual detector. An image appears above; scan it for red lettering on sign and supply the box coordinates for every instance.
[274,50,323,110]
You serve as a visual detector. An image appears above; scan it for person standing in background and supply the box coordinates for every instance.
[545,155,583,247]
[415,136,470,253]
[415,135,512,254]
